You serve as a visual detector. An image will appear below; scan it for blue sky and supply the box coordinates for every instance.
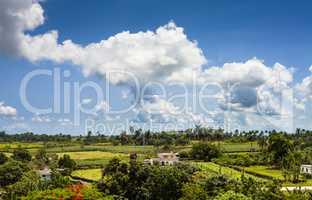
[1,0,312,134]
[38,0,312,71]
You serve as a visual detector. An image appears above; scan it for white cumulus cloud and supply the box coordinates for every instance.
[31,114,52,122]
[0,102,17,116]
[0,0,44,55]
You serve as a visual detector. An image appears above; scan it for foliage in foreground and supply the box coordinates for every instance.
[98,158,197,200]
[23,184,113,200]
[4,170,70,198]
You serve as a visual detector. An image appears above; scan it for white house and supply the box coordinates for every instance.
[38,167,52,181]
[144,152,179,166]
[300,165,312,175]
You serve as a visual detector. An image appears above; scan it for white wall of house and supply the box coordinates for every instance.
[300,165,312,174]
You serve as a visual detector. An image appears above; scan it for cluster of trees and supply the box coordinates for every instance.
[3,127,312,149]
[182,134,312,184]
[93,127,312,148]
[0,147,79,199]
[21,184,112,200]
[0,131,72,143]
[178,142,222,162]
[260,133,312,182]
[97,158,197,199]
[97,158,312,200]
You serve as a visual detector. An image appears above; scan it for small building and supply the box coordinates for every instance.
[38,167,52,181]
[300,165,312,174]
[144,152,179,166]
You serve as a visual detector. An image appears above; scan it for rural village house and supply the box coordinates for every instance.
[144,152,179,166]
[300,165,312,175]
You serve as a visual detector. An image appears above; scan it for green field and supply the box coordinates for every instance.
[191,163,312,187]
[189,162,265,181]
[57,151,138,168]
[93,145,156,153]
[0,141,260,155]
[243,165,284,180]
[217,142,259,152]
[179,142,260,153]
[45,145,157,154]
[57,151,129,160]
[242,165,312,187]
[72,169,102,181]
[0,142,43,150]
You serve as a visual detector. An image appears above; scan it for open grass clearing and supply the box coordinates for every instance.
[46,145,157,154]
[243,165,284,180]
[72,168,102,181]
[189,161,265,181]
[57,151,128,160]
[0,142,43,150]
[178,142,260,153]
[283,180,312,187]
[216,142,260,152]
[75,154,146,167]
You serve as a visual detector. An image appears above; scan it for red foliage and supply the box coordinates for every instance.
[57,183,85,200]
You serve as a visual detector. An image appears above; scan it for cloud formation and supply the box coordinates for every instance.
[0,1,207,85]
[31,114,52,123]
[0,0,307,131]
[0,0,44,55]
[22,24,206,85]
[134,95,217,126]
[0,102,17,117]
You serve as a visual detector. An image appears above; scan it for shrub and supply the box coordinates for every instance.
[179,183,208,200]
[58,154,76,175]
[190,142,221,161]
[0,152,8,164]
[204,174,237,197]
[213,153,263,167]
[22,185,113,200]
[0,160,29,187]
[179,151,190,159]
[6,170,42,197]
[12,148,32,162]
[214,190,251,200]
[98,159,195,200]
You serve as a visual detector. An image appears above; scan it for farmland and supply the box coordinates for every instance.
[243,165,285,180]
[0,137,311,190]
[189,161,266,181]
[1,129,312,200]
[72,168,102,181]
[0,142,43,150]
[215,141,260,152]
[56,151,128,160]
[0,142,261,154]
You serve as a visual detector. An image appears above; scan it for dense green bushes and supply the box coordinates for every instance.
[22,185,113,200]
[0,160,29,187]
[12,148,32,162]
[0,152,8,164]
[58,154,76,175]
[4,170,71,198]
[190,142,222,161]
[213,153,267,167]
[98,158,196,200]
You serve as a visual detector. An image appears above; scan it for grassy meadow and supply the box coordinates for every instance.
[243,165,285,180]
[190,161,266,181]
[57,151,128,160]
[72,168,102,181]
